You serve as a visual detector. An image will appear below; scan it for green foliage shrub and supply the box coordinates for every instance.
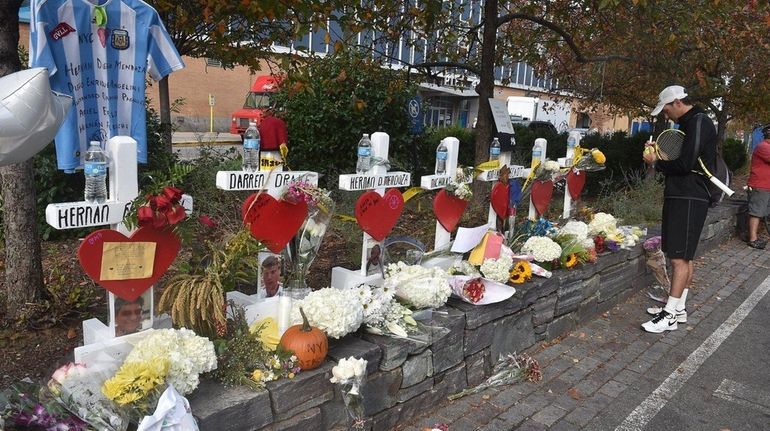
[722,138,747,172]
[410,126,476,178]
[271,50,417,189]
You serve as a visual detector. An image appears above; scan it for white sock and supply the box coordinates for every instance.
[663,295,680,315]
[679,289,688,312]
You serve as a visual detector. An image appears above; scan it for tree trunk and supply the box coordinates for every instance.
[471,0,498,207]
[159,75,173,153]
[715,109,728,156]
[0,1,45,320]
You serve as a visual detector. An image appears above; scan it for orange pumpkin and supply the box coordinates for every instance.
[279,307,328,370]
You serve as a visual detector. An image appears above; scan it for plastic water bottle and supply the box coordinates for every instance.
[532,138,547,169]
[489,137,501,161]
[356,133,372,174]
[242,121,260,172]
[84,141,108,203]
[567,131,581,160]
[436,139,448,174]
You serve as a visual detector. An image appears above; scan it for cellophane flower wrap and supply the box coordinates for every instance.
[120,328,217,396]
[571,146,606,172]
[330,356,368,430]
[355,284,417,337]
[384,262,451,309]
[282,180,335,291]
[480,254,514,283]
[588,212,618,236]
[291,288,364,338]
[521,236,562,263]
[643,235,670,301]
[2,376,98,431]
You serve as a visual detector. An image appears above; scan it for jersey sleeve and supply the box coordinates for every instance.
[29,0,58,76]
[146,12,185,81]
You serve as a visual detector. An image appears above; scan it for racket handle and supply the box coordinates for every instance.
[709,176,734,197]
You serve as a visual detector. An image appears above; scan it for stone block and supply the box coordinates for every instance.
[555,279,583,316]
[577,296,599,325]
[582,273,601,300]
[491,311,536,361]
[597,261,631,302]
[190,379,273,431]
[433,362,467,399]
[269,407,322,431]
[546,313,577,341]
[318,393,347,431]
[397,377,433,402]
[463,320,495,356]
[448,296,524,329]
[520,276,559,307]
[627,243,643,260]
[267,363,333,417]
[593,249,629,274]
[327,335,382,375]
[465,348,492,387]
[361,334,413,371]
[531,293,557,326]
[361,368,402,416]
[401,350,433,388]
[429,306,466,349]
[371,404,403,431]
[556,264,595,285]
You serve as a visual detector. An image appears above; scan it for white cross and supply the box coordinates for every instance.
[333,132,411,289]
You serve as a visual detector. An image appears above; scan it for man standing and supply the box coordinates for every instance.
[641,85,717,333]
[746,125,770,249]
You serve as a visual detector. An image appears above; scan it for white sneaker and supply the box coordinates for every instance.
[642,310,678,333]
[647,306,687,323]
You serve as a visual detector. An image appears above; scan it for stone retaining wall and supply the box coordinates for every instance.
[189,201,744,431]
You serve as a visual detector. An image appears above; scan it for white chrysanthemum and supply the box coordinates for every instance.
[559,220,589,242]
[581,238,596,250]
[544,160,561,172]
[383,262,451,309]
[292,288,364,339]
[480,254,514,283]
[124,328,217,395]
[588,212,618,235]
[521,236,562,263]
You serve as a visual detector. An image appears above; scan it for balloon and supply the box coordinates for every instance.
[0,68,72,166]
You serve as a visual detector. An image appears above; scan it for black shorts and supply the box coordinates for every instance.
[661,198,709,260]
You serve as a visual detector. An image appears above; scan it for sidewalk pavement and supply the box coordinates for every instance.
[398,236,770,430]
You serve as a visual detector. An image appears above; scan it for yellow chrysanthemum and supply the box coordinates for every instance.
[251,369,264,382]
[250,317,280,351]
[102,360,168,405]
[591,149,606,164]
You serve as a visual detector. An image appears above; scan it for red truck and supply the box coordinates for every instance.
[229,75,280,137]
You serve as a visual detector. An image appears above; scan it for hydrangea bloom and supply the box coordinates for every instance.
[384,262,450,309]
[521,236,562,263]
[559,220,589,242]
[480,254,514,283]
[293,288,364,339]
[588,212,618,235]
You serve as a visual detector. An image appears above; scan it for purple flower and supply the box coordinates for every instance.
[606,240,620,252]
[643,236,662,251]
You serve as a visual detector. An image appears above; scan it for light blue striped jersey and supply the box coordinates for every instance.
[30,0,184,171]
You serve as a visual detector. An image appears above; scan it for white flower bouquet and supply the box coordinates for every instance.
[123,328,217,396]
[520,236,562,263]
[479,254,514,283]
[330,356,368,430]
[588,212,618,236]
[355,284,417,337]
[292,288,364,338]
[558,220,589,242]
[48,363,128,431]
[384,262,451,309]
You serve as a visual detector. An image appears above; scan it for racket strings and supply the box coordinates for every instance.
[656,130,684,160]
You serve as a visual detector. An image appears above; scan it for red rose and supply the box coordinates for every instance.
[199,214,217,228]
[152,212,168,229]
[137,206,154,226]
[153,194,172,211]
[165,205,187,225]
[162,186,183,203]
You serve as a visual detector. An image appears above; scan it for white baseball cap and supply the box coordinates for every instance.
[651,85,688,116]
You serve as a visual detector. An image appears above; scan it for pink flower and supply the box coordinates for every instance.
[199,214,217,228]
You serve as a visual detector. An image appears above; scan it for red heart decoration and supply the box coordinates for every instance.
[531,180,554,216]
[433,189,468,232]
[490,182,509,219]
[78,227,181,302]
[567,169,587,201]
[244,193,308,253]
[354,189,404,241]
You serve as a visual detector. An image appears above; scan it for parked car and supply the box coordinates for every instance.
[512,120,558,136]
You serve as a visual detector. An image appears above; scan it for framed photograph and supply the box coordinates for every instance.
[109,289,153,338]
[365,240,384,276]
[257,252,283,299]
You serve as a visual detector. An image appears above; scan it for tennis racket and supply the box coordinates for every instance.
[645,129,734,197]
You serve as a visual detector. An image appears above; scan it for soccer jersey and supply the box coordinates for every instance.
[30,0,184,171]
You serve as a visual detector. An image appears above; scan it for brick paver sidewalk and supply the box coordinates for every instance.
[399,237,770,430]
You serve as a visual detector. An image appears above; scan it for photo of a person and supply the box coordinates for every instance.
[112,293,151,337]
[258,254,283,299]
[366,243,382,276]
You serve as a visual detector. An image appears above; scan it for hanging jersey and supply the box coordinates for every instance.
[29,0,184,171]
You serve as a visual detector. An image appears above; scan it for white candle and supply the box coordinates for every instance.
[278,295,292,333]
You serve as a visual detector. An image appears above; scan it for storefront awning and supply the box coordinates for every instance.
[418,83,478,98]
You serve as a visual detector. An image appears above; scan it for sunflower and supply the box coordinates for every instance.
[564,253,578,268]
[509,271,527,284]
[509,260,532,284]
